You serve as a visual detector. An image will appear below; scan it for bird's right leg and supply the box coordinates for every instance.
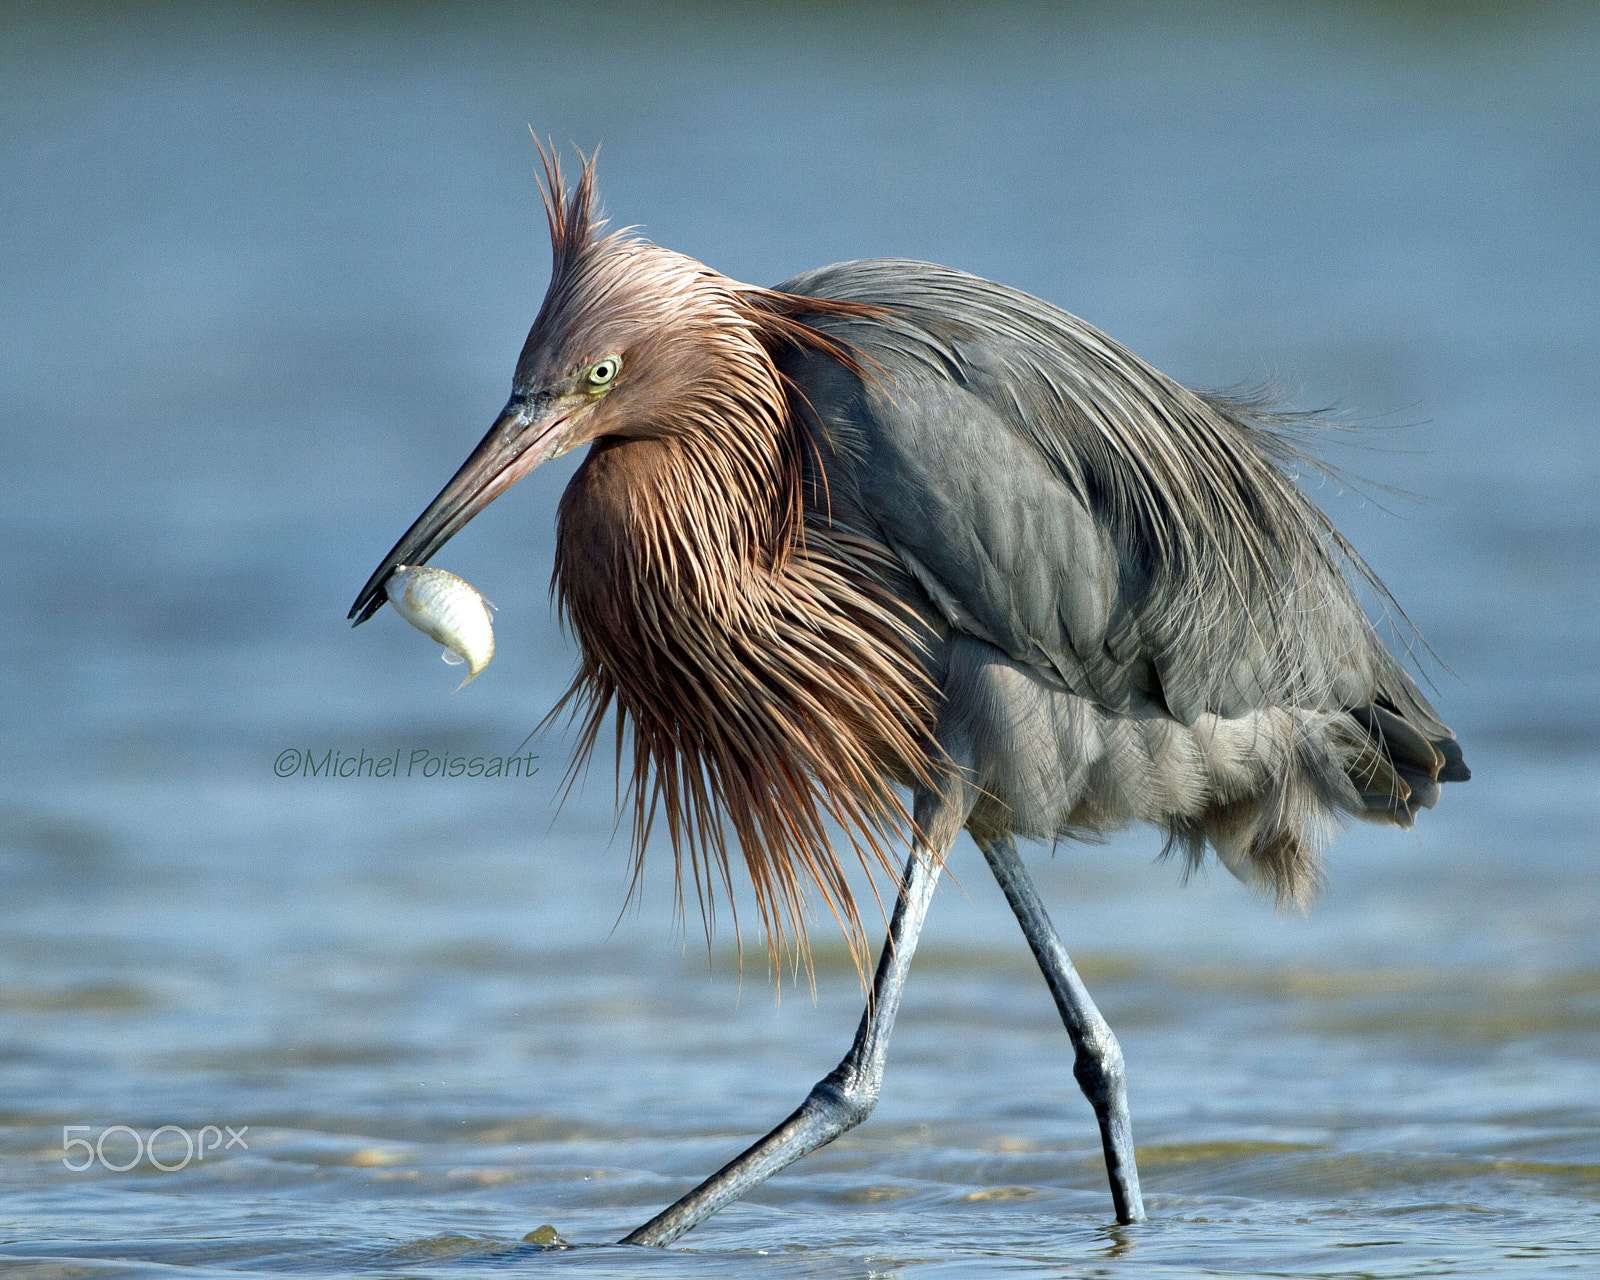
[979,834,1146,1224]
[620,780,969,1248]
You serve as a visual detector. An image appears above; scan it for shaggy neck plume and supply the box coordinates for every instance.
[550,283,939,968]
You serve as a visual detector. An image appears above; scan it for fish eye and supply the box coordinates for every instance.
[586,356,621,388]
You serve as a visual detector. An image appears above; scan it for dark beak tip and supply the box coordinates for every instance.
[349,571,396,626]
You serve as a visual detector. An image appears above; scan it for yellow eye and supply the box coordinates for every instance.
[586,356,621,388]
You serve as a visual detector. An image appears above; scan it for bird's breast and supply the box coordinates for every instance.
[554,437,665,660]
[553,434,760,682]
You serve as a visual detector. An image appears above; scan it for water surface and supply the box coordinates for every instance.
[1,2,1596,1275]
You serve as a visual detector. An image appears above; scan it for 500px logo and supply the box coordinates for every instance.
[62,1124,248,1172]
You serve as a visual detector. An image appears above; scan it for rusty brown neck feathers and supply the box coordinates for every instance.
[542,236,937,971]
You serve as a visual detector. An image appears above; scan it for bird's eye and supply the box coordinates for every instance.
[586,356,621,388]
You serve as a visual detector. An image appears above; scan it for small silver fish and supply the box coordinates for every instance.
[385,565,495,690]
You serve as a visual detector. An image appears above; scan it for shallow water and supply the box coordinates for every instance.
[1,2,1597,1275]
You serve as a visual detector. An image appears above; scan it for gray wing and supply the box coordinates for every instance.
[775,259,1462,773]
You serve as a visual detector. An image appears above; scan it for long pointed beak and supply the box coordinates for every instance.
[349,394,570,625]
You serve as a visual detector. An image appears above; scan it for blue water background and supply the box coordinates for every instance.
[0,3,1596,1275]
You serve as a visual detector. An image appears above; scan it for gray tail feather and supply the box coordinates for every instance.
[1343,703,1470,828]
[1163,702,1471,909]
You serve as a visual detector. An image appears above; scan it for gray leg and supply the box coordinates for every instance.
[980,835,1146,1224]
[621,786,963,1247]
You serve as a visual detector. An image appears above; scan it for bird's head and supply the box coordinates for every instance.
[349,147,819,626]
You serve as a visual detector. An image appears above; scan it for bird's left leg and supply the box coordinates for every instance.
[620,778,970,1247]
[979,834,1146,1224]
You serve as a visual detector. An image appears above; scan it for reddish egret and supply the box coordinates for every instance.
[350,151,1468,1243]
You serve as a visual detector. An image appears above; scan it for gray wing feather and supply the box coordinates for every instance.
[777,259,1450,735]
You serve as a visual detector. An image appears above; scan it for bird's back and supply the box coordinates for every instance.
[774,258,1468,903]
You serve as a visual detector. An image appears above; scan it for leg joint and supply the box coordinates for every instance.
[1072,1027,1128,1106]
[805,1074,878,1134]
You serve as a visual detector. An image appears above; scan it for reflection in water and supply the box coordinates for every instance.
[0,1,1596,1276]
[1094,1221,1138,1260]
